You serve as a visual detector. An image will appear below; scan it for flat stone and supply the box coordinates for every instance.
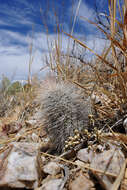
[77,148,94,163]
[43,162,61,175]
[40,179,63,190]
[90,148,125,190]
[69,172,94,190]
[0,142,42,189]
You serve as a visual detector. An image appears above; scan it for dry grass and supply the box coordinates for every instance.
[34,2,127,154]
[0,1,127,134]
[48,1,127,126]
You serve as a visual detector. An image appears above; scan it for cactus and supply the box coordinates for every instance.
[36,79,91,153]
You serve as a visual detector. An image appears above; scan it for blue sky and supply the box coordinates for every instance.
[0,0,113,80]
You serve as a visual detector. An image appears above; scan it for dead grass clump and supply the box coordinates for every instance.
[55,1,127,133]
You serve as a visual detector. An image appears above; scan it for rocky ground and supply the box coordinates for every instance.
[0,99,127,190]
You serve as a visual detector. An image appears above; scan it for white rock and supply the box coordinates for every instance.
[77,148,94,163]
[40,179,63,190]
[43,162,61,175]
[0,142,42,189]
[90,148,125,190]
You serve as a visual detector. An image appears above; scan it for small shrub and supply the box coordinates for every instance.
[7,81,22,95]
